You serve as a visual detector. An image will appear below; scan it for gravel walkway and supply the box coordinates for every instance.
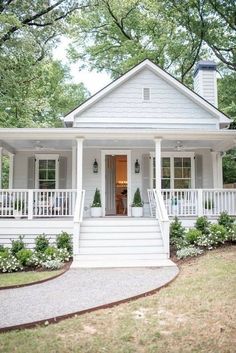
[0,266,178,330]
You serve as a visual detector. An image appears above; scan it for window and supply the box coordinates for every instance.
[162,157,171,189]
[150,153,194,189]
[143,88,150,101]
[35,155,59,189]
[174,157,191,188]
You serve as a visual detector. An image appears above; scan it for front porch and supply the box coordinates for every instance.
[0,128,235,266]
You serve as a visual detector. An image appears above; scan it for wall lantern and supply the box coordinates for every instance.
[93,159,98,173]
[135,159,140,174]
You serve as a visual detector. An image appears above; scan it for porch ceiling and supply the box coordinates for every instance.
[83,139,225,150]
[0,139,73,152]
[0,128,235,152]
[0,138,232,152]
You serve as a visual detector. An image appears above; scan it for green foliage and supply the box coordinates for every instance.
[176,246,203,259]
[170,217,184,238]
[0,245,5,253]
[35,234,49,253]
[196,224,227,249]
[223,150,236,184]
[56,232,72,255]
[195,216,211,235]
[16,249,33,266]
[91,188,102,207]
[41,259,63,270]
[69,0,235,83]
[0,251,23,273]
[227,224,236,242]
[0,1,89,128]
[185,229,202,245]
[218,72,236,129]
[131,188,143,207]
[218,212,235,230]
[11,236,25,255]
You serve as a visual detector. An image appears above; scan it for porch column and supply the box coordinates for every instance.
[211,151,218,188]
[154,138,162,190]
[217,153,223,188]
[0,147,2,189]
[72,144,77,189]
[211,151,223,188]
[9,154,14,189]
[76,137,84,192]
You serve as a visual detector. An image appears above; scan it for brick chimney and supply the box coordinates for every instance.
[193,61,218,107]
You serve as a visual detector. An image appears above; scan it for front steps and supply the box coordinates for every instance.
[72,218,174,268]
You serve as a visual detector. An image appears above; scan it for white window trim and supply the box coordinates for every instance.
[35,154,59,189]
[149,152,195,189]
[142,87,151,102]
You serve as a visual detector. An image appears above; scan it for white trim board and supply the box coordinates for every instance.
[101,150,131,217]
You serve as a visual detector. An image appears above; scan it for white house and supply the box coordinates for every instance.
[0,59,235,267]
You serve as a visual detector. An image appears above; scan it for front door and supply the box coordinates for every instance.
[105,154,128,216]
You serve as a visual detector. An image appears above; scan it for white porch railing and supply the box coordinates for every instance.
[0,189,77,219]
[161,189,236,217]
[148,189,170,256]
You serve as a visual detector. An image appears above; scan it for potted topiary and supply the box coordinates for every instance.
[91,188,102,217]
[131,188,143,217]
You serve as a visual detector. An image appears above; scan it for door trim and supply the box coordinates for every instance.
[101,150,131,217]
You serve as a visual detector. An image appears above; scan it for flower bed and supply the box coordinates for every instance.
[0,232,72,273]
[170,212,236,261]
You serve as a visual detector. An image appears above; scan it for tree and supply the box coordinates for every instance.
[68,0,235,84]
[68,0,207,83]
[218,70,236,129]
[0,58,89,127]
[0,0,90,127]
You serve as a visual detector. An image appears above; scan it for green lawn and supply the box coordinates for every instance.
[0,270,63,287]
[0,246,235,353]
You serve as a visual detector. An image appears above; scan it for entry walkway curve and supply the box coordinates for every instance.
[0,266,178,331]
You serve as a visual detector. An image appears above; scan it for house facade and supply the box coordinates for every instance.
[0,59,235,267]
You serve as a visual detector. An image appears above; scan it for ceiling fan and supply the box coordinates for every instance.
[34,141,56,151]
[175,141,184,151]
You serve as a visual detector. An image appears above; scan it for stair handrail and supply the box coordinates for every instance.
[73,190,85,257]
[73,190,85,223]
[148,189,170,257]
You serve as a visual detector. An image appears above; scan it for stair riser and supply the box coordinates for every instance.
[80,239,163,247]
[79,246,165,255]
[81,226,159,233]
[74,253,168,261]
[72,259,174,268]
[80,232,161,240]
[82,219,158,226]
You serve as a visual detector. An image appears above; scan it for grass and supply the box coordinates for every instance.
[0,270,63,287]
[0,246,235,353]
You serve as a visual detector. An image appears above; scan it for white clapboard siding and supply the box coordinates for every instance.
[0,219,73,249]
[194,69,217,106]
[72,217,172,268]
[75,68,218,130]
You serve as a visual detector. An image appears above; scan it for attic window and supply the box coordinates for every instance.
[143,88,150,101]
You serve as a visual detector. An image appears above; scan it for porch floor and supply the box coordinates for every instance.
[0,265,178,331]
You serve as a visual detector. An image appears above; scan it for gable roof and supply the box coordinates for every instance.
[64,59,231,126]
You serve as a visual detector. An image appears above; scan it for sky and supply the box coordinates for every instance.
[53,38,112,95]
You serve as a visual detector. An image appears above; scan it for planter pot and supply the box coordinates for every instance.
[131,207,143,217]
[13,210,22,220]
[91,207,102,217]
